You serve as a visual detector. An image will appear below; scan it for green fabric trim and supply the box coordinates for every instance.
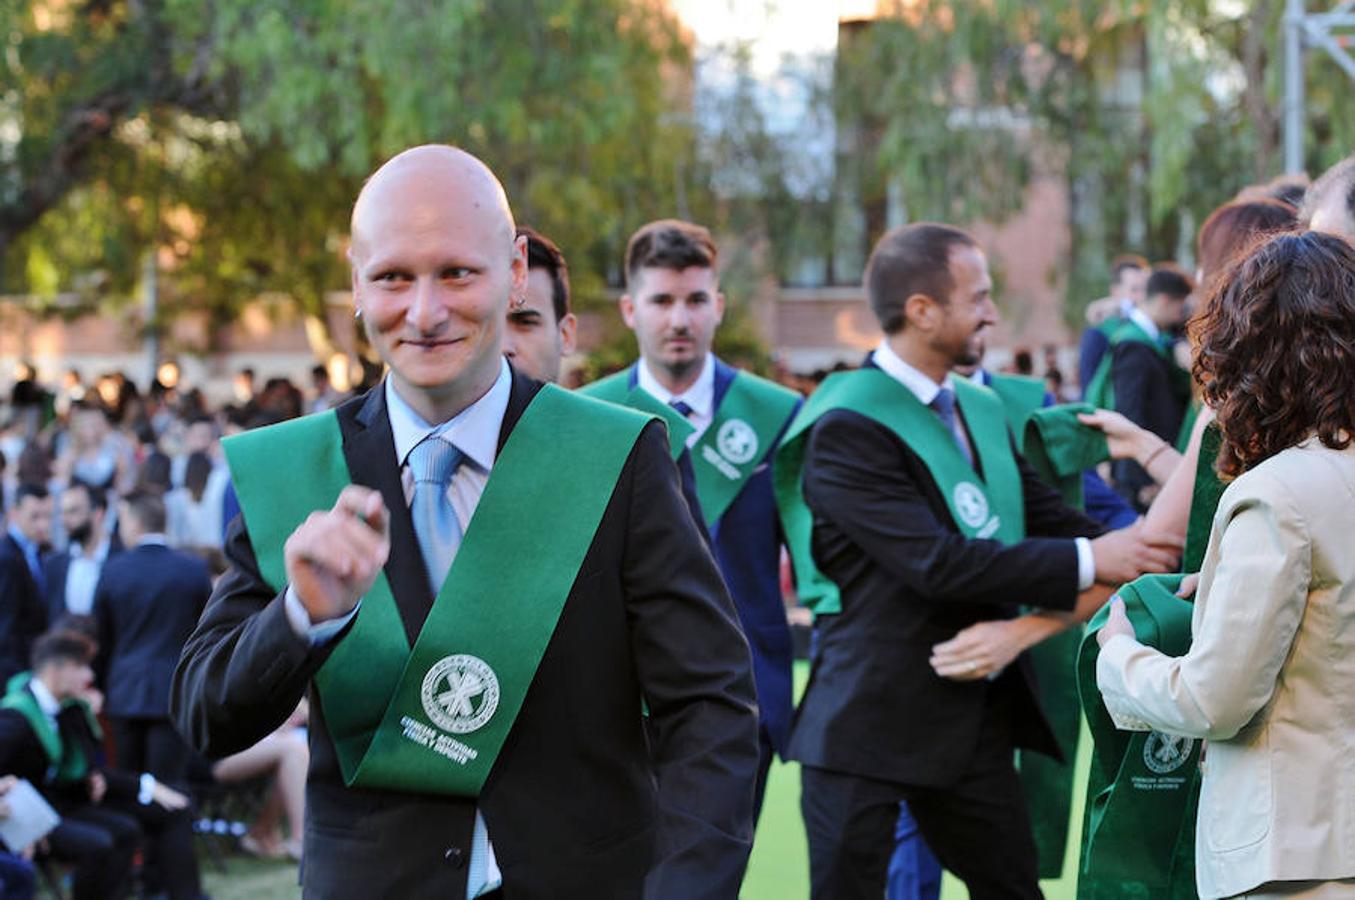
[1022,403,1111,510]
[577,370,694,461]
[987,372,1047,438]
[0,676,92,782]
[224,386,652,797]
[1183,422,1225,575]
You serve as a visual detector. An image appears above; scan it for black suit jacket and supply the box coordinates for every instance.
[94,543,210,720]
[0,536,49,686]
[1109,340,1187,507]
[788,373,1104,789]
[171,369,759,900]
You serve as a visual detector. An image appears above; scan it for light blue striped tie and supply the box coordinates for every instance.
[407,434,464,593]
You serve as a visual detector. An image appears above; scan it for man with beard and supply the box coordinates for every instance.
[777,223,1177,899]
[45,480,118,623]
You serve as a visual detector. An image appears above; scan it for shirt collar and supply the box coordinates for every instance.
[386,357,512,473]
[1128,307,1161,341]
[1118,296,1136,318]
[137,534,169,548]
[7,526,35,557]
[635,353,715,417]
[29,678,60,719]
[871,341,953,406]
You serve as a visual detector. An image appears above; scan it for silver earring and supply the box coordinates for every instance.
[354,308,363,321]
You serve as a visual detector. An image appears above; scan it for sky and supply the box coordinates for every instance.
[671,0,847,76]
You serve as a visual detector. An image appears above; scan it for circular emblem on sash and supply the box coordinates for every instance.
[717,419,759,465]
[420,654,500,735]
[1142,731,1194,775]
[952,481,989,529]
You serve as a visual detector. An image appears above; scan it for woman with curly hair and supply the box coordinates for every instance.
[1094,230,1355,899]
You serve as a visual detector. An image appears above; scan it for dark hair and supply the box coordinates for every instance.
[311,364,328,381]
[184,451,213,504]
[1196,200,1297,287]
[32,629,96,670]
[65,479,108,513]
[1110,254,1149,283]
[517,225,572,321]
[1299,153,1355,227]
[15,444,51,488]
[1145,266,1193,301]
[14,482,49,506]
[137,451,172,492]
[864,223,978,334]
[624,219,717,289]
[1190,230,1355,479]
[122,487,168,534]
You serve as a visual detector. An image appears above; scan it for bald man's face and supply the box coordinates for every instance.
[1310,193,1355,241]
[350,151,525,412]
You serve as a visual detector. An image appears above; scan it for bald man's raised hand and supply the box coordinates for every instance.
[284,485,390,624]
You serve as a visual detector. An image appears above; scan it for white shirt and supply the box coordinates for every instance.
[871,341,1093,590]
[635,353,715,446]
[28,677,60,724]
[63,539,111,616]
[1127,307,1161,342]
[285,359,510,898]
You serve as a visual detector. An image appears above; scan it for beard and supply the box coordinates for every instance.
[67,522,93,547]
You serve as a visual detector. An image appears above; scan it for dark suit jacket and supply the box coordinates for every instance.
[0,685,139,811]
[1109,339,1187,508]
[622,359,797,754]
[94,543,210,720]
[171,369,759,900]
[0,537,49,686]
[788,366,1104,789]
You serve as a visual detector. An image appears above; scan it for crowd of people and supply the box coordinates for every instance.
[0,142,1351,900]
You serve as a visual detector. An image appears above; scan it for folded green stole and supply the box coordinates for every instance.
[774,369,1023,616]
[582,365,798,527]
[224,385,652,797]
[1,673,100,783]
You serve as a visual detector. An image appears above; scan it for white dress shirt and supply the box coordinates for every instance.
[872,341,1093,590]
[1127,306,1160,342]
[64,539,110,616]
[286,358,511,897]
[635,353,715,446]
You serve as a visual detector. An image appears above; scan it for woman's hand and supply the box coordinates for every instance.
[1078,409,1157,461]
[1096,597,1136,648]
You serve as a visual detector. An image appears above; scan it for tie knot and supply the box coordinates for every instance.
[408,435,463,485]
[930,388,957,420]
[669,399,695,419]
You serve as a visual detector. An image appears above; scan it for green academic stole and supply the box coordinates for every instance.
[989,375,1113,880]
[224,386,653,797]
[775,369,1023,616]
[577,370,694,462]
[687,372,799,527]
[1081,318,1165,412]
[1076,574,1200,898]
[1,675,98,783]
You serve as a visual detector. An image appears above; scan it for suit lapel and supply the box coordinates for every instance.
[496,364,541,454]
[711,355,735,410]
[341,384,431,646]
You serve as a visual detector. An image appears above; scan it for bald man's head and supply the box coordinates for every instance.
[348,144,528,424]
[1301,153,1355,240]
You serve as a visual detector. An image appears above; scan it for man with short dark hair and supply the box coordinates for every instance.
[1301,152,1355,239]
[1078,255,1149,393]
[582,218,801,818]
[0,484,52,683]
[45,480,117,623]
[503,225,578,384]
[0,628,199,900]
[777,222,1178,899]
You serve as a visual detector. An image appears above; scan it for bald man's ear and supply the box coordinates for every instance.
[510,233,528,295]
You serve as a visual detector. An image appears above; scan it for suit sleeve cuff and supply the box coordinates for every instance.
[1075,537,1094,591]
[284,586,361,646]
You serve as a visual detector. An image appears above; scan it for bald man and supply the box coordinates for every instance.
[1302,153,1355,239]
[171,145,759,899]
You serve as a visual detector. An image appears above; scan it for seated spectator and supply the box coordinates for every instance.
[210,702,308,862]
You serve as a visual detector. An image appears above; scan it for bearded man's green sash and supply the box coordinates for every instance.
[774,369,1023,616]
[583,366,799,527]
[224,385,653,798]
[1,673,100,784]
[1075,424,1224,897]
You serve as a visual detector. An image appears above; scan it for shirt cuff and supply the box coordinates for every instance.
[138,773,156,805]
[284,586,361,646]
[1074,537,1094,591]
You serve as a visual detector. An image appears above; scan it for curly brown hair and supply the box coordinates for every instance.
[1190,230,1355,479]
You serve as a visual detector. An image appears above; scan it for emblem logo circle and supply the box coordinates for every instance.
[952,482,989,529]
[420,654,500,735]
[1142,731,1194,775]
[717,419,760,465]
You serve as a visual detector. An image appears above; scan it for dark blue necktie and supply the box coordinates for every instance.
[930,388,974,466]
[669,399,694,419]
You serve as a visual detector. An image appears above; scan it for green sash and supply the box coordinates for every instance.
[1076,574,1200,898]
[224,386,652,797]
[0,675,98,783]
[775,369,1023,616]
[688,372,799,526]
[1082,319,1162,412]
[1183,422,1224,574]
[1022,403,1111,510]
[578,370,694,461]
[989,376,1110,880]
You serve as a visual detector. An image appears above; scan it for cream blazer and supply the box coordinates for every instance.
[1097,440,1355,899]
